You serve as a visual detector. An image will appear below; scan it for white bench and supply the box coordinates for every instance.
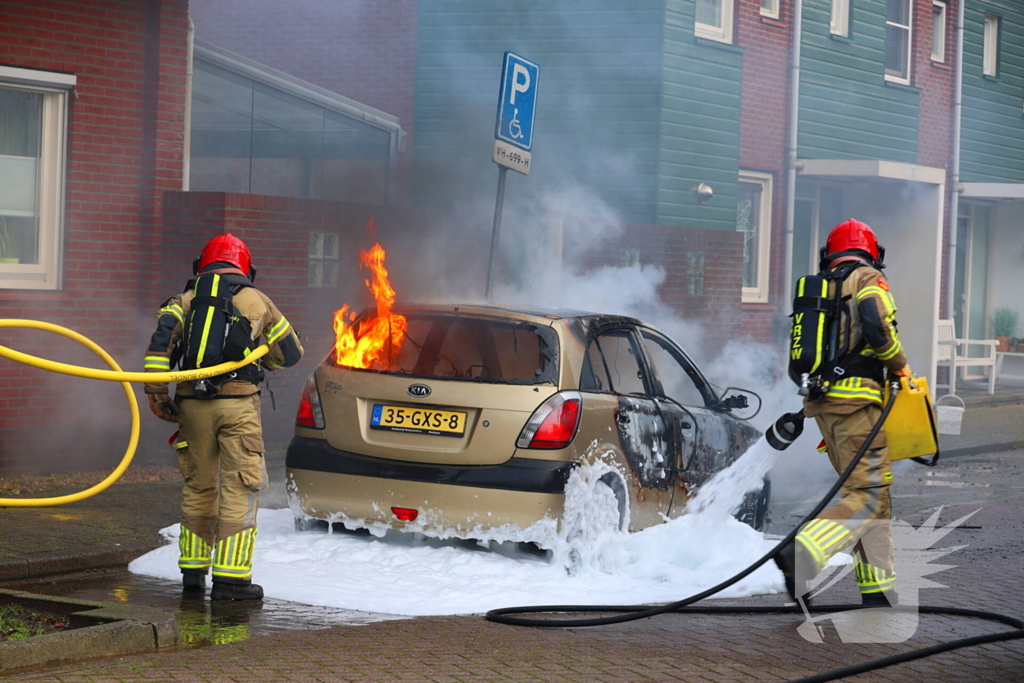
[935,319,997,395]
[996,352,1024,382]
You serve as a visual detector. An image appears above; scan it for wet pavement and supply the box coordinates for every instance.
[3,570,398,649]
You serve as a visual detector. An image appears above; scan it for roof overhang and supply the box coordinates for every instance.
[797,159,945,185]
[960,183,1024,199]
[194,40,405,151]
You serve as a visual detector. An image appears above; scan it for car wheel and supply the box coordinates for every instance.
[735,477,771,532]
[562,472,628,575]
[294,516,329,532]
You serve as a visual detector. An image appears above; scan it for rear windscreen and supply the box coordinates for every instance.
[331,314,559,385]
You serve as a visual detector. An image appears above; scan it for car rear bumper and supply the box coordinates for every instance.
[285,436,574,543]
[286,436,574,493]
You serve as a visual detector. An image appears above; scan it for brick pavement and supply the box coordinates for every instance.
[2,409,1023,682]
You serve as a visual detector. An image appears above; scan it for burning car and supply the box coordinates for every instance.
[286,245,768,547]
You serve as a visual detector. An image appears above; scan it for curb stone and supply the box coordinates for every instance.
[0,544,163,584]
[0,589,176,673]
[940,441,1024,459]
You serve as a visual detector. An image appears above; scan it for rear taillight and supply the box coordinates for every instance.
[516,391,582,449]
[295,375,325,429]
[391,507,419,522]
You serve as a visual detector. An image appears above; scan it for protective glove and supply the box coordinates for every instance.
[148,393,179,423]
[897,364,914,378]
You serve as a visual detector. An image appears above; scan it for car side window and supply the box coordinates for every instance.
[580,340,612,391]
[641,331,710,407]
[581,330,647,395]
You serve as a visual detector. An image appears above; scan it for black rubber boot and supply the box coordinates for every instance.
[861,590,898,607]
[182,573,206,591]
[211,581,264,601]
[773,540,814,603]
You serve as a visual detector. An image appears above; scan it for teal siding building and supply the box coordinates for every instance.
[797,0,919,162]
[414,0,743,231]
[957,1,1024,365]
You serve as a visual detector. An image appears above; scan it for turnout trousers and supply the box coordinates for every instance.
[798,404,896,596]
[174,394,268,583]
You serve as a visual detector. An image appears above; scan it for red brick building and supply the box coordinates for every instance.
[0,0,190,473]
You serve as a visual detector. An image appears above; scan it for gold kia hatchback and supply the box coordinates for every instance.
[286,303,767,546]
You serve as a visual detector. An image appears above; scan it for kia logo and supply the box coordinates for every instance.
[407,384,431,397]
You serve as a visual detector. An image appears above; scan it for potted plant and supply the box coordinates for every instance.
[992,307,1019,353]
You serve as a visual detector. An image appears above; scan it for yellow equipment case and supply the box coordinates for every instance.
[883,375,940,466]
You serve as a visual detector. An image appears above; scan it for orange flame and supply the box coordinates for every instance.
[333,241,408,370]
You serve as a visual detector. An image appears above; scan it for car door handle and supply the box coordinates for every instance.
[680,421,692,430]
[616,412,630,426]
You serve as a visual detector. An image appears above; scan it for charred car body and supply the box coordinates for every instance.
[286,304,766,546]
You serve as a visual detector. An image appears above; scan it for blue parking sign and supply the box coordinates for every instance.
[494,52,539,152]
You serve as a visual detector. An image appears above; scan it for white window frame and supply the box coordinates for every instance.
[737,171,773,304]
[0,66,74,291]
[884,0,914,85]
[831,0,850,37]
[760,0,780,21]
[983,14,1000,77]
[695,0,735,44]
[931,1,947,62]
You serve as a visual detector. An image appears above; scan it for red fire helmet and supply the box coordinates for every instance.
[195,234,252,275]
[824,219,881,261]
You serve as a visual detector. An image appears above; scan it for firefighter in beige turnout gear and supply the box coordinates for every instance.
[776,219,907,607]
[146,235,303,600]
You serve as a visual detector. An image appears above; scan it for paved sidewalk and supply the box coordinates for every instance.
[1,406,1022,682]
[0,480,180,582]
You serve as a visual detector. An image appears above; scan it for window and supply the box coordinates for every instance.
[885,0,913,84]
[695,0,734,43]
[831,0,850,37]
[337,313,558,384]
[581,331,646,395]
[736,171,773,304]
[191,43,401,203]
[983,14,1000,77]
[760,0,779,20]
[932,1,947,62]
[0,67,73,290]
[308,231,339,288]
[641,331,711,407]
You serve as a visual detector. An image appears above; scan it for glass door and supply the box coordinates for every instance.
[954,202,992,368]
[791,184,846,289]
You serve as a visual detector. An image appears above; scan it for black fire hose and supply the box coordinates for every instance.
[485,381,1024,682]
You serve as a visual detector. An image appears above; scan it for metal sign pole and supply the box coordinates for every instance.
[485,165,508,301]
[487,51,538,301]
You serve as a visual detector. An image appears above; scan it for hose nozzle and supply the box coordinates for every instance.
[766,410,805,451]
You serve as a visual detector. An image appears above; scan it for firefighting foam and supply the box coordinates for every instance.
[332,241,408,370]
[128,450,788,617]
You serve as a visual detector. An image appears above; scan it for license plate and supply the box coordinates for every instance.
[370,404,467,437]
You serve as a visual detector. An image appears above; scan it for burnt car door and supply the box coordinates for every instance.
[636,329,746,509]
[578,327,672,526]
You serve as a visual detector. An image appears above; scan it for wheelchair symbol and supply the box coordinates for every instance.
[508,108,524,140]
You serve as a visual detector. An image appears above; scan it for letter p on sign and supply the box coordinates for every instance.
[511,64,530,105]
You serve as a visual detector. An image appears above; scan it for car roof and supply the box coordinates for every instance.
[391,302,642,327]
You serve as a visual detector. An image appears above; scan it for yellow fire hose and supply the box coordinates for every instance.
[0,319,267,507]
